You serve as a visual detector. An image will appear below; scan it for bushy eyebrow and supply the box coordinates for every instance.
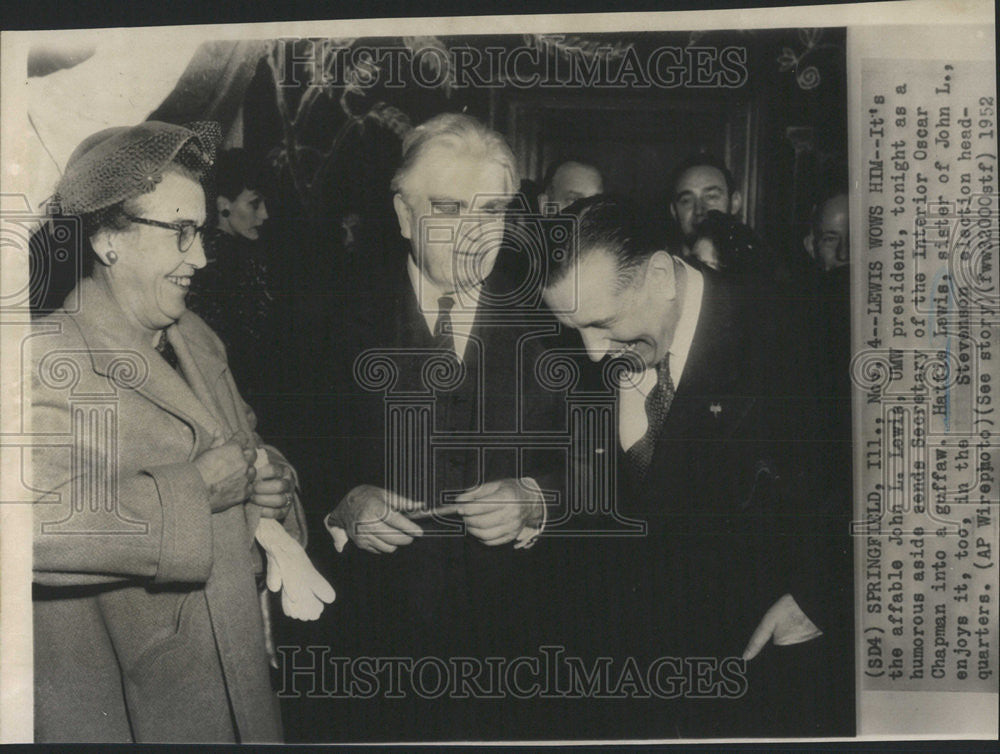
[428,196,513,213]
[429,197,465,211]
[478,198,512,211]
[676,185,725,197]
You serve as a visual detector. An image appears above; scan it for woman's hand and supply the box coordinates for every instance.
[251,460,295,520]
[193,440,256,513]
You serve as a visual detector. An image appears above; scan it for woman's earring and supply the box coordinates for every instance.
[220,209,230,218]
[106,250,118,265]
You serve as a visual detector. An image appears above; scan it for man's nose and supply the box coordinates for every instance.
[580,330,609,362]
[259,202,269,221]
[836,238,850,263]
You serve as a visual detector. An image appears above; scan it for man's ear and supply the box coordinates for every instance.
[646,250,677,301]
[729,190,743,217]
[669,201,678,222]
[215,195,230,215]
[393,193,413,240]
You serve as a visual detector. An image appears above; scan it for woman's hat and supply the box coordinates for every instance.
[52,120,222,215]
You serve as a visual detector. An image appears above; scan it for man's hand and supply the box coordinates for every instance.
[193,440,256,513]
[328,485,424,554]
[742,593,823,660]
[455,478,544,546]
[251,460,294,520]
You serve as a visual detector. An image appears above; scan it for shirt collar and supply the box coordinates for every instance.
[406,255,483,321]
[667,256,703,387]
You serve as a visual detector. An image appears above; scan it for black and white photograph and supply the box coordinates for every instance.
[0,0,996,745]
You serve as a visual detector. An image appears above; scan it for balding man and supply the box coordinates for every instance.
[801,189,852,428]
[804,191,850,272]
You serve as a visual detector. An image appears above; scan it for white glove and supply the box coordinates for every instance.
[256,518,336,620]
[253,449,336,620]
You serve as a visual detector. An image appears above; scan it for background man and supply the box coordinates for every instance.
[538,158,605,211]
[541,195,848,737]
[804,190,850,272]
[668,152,743,257]
[801,188,852,435]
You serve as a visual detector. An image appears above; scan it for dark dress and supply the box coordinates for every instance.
[187,229,275,402]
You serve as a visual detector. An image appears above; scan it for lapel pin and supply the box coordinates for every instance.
[710,403,722,417]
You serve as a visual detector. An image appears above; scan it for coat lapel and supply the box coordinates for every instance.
[171,318,247,440]
[70,278,227,448]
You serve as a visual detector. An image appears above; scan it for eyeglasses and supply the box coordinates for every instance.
[123,213,207,252]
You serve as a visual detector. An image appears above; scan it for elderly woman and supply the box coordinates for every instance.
[30,121,328,743]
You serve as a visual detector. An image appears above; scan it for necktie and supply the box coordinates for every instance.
[433,295,457,356]
[155,331,181,372]
[625,354,675,477]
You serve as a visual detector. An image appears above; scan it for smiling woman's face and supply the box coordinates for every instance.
[103,171,208,335]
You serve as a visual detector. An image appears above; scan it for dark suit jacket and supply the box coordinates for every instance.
[296,250,569,740]
[547,270,852,738]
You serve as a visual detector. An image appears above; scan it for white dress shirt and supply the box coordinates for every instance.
[406,257,482,361]
[619,259,704,451]
[327,257,543,551]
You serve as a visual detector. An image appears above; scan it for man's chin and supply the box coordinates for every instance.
[454,251,499,287]
[608,348,647,373]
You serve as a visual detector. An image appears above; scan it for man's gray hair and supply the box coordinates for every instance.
[390,112,518,196]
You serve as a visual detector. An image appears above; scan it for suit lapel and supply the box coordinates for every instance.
[627,273,758,506]
[369,255,434,351]
[661,273,752,436]
[673,273,733,397]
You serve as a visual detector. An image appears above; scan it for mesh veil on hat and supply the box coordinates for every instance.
[52,120,222,215]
